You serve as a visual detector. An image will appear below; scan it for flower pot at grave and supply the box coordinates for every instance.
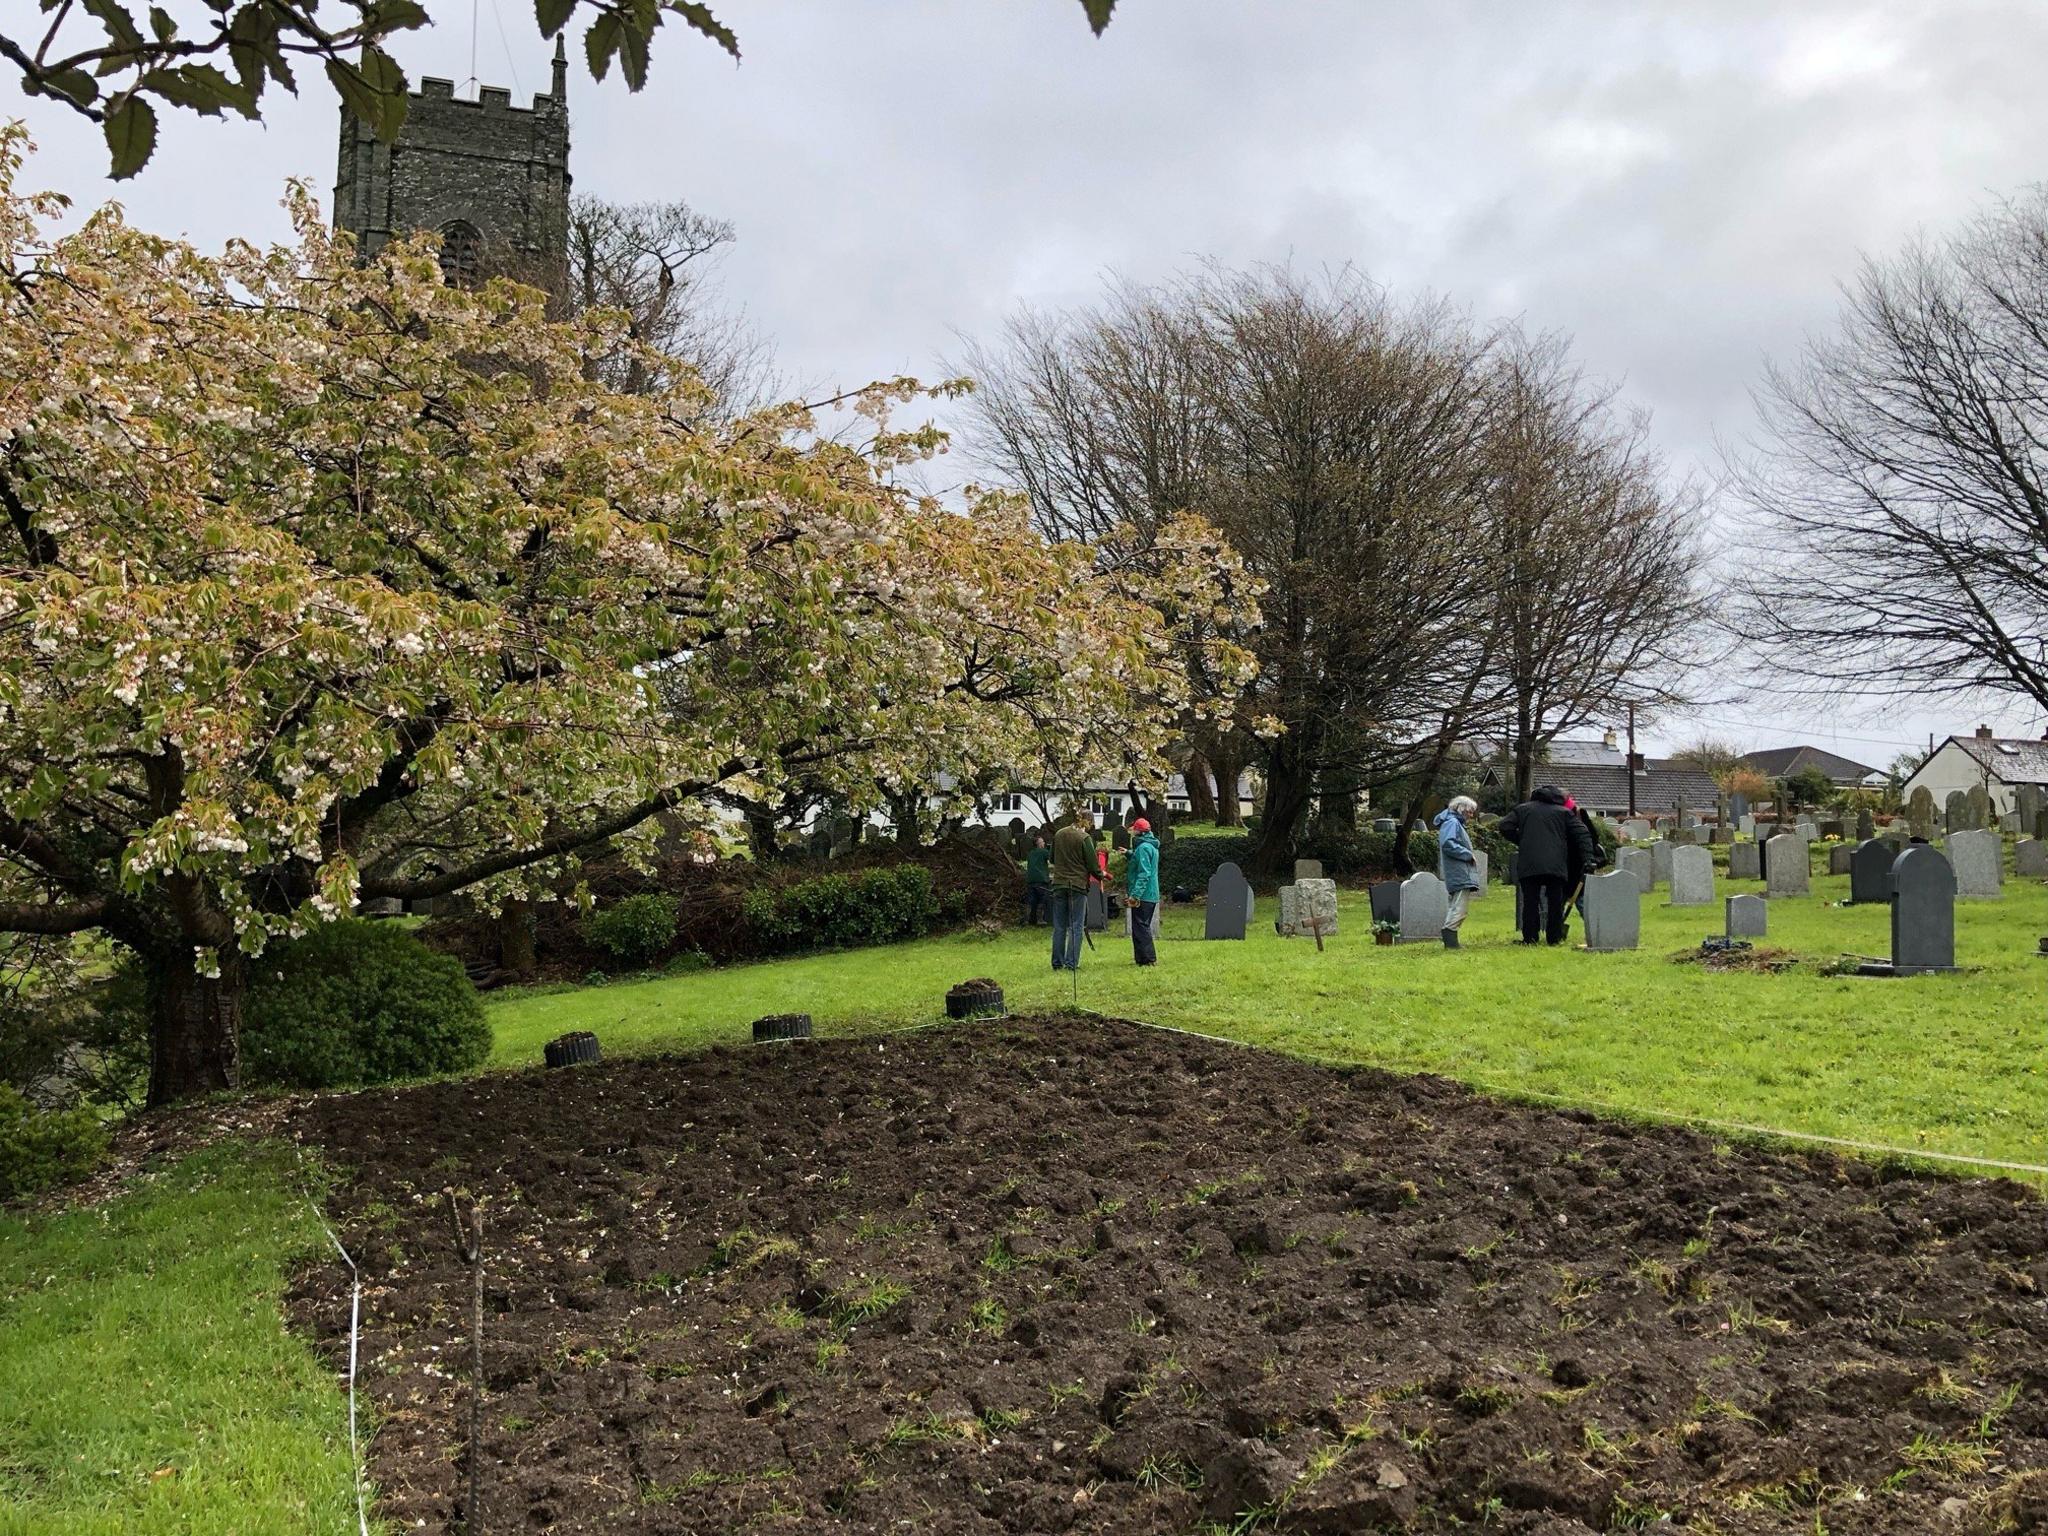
[945,979,1006,1019]
[544,1030,602,1068]
[1374,931,1395,947]
[752,1013,814,1043]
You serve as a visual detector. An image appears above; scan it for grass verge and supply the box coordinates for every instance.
[0,1141,365,1535]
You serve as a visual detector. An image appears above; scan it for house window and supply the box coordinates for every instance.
[989,792,1024,814]
[1090,795,1122,819]
[438,220,482,287]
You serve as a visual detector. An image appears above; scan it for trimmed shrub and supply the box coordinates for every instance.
[742,865,939,955]
[1156,829,1256,897]
[0,1084,108,1203]
[244,920,489,1090]
[580,893,680,968]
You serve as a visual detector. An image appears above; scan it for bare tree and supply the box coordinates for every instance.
[1732,189,2048,711]
[1668,737,1748,784]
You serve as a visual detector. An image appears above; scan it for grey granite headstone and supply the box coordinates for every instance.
[1827,844,1854,876]
[1368,879,1401,927]
[1729,792,1750,824]
[1765,833,1809,897]
[1204,862,1252,939]
[1649,840,1674,888]
[1668,844,1714,907]
[1945,828,2001,898]
[1728,841,1761,880]
[1582,871,1640,951]
[2015,838,2048,878]
[1849,838,1897,905]
[1294,859,1324,882]
[1966,784,1992,833]
[1855,807,1875,842]
[2016,784,2043,836]
[1620,818,1652,842]
[1908,787,1936,838]
[1795,819,1820,842]
[1945,790,1969,832]
[1398,871,1449,942]
[1613,846,1653,894]
[1470,847,1490,898]
[1725,893,1767,938]
[1890,846,1956,974]
[1738,813,1756,838]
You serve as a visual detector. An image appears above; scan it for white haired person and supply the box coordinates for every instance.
[1431,796,1482,948]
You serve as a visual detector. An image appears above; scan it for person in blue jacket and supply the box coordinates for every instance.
[1123,818,1161,966]
[1432,796,1481,949]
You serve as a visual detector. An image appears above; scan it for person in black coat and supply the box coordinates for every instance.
[1569,800,1609,915]
[1497,784,1599,945]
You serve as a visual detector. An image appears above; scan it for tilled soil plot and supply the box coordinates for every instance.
[287,1016,2048,1535]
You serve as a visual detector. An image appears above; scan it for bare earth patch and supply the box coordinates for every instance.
[286,1016,2048,1534]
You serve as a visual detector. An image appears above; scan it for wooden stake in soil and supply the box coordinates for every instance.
[446,1191,485,1534]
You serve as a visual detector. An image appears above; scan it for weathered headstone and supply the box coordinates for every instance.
[1725,893,1767,938]
[1908,787,1936,839]
[1729,792,1750,825]
[1889,846,1956,974]
[1277,878,1338,937]
[1728,840,1761,881]
[1709,826,1731,845]
[1855,807,1874,842]
[1944,790,1969,832]
[1204,862,1252,940]
[1649,840,1674,888]
[1688,825,1712,846]
[2016,838,2048,878]
[1827,844,1854,876]
[1372,817,1398,836]
[1669,844,1714,907]
[1294,858,1324,882]
[1620,818,1652,843]
[1398,871,1449,943]
[1795,818,1820,842]
[1614,846,1653,893]
[2016,784,2043,837]
[1738,813,1756,839]
[1966,783,1992,834]
[1680,810,1699,830]
[1945,828,2002,898]
[1582,871,1640,952]
[1468,847,1490,898]
[1368,879,1401,927]
[1849,838,1897,905]
[1765,833,1809,897]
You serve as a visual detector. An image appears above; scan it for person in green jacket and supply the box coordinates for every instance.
[1049,812,1095,971]
[1124,819,1161,966]
[1023,832,1052,926]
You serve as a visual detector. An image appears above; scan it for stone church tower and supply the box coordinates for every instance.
[333,42,571,286]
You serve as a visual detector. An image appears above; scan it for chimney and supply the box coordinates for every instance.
[1976,724,1994,740]
[1601,728,1618,751]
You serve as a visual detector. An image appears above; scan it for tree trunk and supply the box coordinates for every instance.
[1184,749,1219,823]
[499,899,536,977]
[1212,747,1245,827]
[1249,744,1313,882]
[1315,771,1358,836]
[145,949,245,1107]
[743,800,780,862]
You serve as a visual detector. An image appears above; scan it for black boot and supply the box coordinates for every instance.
[1441,927,1460,949]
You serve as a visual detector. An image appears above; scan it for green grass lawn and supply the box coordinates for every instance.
[490,861,2048,1174]
[0,1142,367,1535]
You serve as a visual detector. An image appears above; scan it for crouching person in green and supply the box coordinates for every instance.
[1125,818,1161,966]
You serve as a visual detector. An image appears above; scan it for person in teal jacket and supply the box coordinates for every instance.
[1124,819,1161,966]
[1023,833,1052,925]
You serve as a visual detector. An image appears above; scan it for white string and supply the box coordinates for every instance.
[295,1154,372,1536]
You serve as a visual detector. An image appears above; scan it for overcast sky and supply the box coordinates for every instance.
[7,0,2047,766]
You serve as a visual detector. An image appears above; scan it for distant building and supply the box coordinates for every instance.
[333,43,571,287]
[1740,745,1879,789]
[1901,728,2048,817]
[1477,736,1719,817]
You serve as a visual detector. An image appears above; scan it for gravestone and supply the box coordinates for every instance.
[1827,845,1854,876]
[2016,784,2043,837]
[1729,792,1750,825]
[1111,827,1130,852]
[1470,847,1490,898]
[1614,846,1653,893]
[1855,807,1875,842]
[1204,862,1252,940]
[1669,844,1714,907]
[1820,819,1844,840]
[1945,828,2002,898]
[1688,826,1712,846]
[1728,840,1761,881]
[1620,818,1652,842]
[1294,858,1324,882]
[1945,790,1969,832]
[1796,818,1820,842]
[1398,871,1449,943]
[1889,846,1956,974]
[1368,879,1402,927]
[1709,826,1731,845]
[1738,813,1756,839]
[358,896,404,918]
[2016,838,2048,878]
[1372,816,1398,835]
[1725,893,1767,938]
[1680,810,1699,830]
[1649,840,1674,888]
[1908,787,1936,839]
[1581,871,1640,952]
[1849,838,1897,905]
[1764,833,1809,897]
[1966,784,1992,833]
[1277,878,1339,938]
[2001,811,2021,834]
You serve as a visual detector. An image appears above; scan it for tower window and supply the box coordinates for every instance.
[438,220,482,286]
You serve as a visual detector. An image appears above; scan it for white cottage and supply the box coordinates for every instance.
[1901,728,2048,817]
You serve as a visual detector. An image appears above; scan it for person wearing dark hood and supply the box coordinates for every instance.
[1123,818,1161,966]
[1497,784,1598,946]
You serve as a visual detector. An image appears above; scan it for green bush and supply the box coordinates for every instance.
[742,865,939,955]
[1156,829,1256,896]
[579,893,680,968]
[0,1084,108,1203]
[243,920,488,1090]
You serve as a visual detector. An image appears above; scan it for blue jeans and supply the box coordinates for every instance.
[1050,887,1086,970]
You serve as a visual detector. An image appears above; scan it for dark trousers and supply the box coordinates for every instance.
[1025,884,1051,925]
[1131,900,1158,966]
[1519,875,1571,945]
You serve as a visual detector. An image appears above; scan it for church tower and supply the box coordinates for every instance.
[333,42,571,286]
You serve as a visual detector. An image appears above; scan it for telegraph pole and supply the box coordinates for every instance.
[1626,703,1638,818]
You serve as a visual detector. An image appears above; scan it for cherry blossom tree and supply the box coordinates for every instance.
[0,129,1251,1105]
